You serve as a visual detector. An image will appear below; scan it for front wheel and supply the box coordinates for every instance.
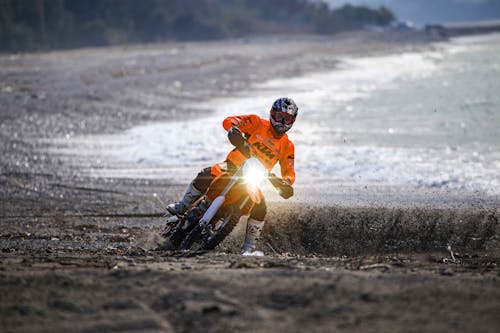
[201,210,241,250]
[179,207,241,251]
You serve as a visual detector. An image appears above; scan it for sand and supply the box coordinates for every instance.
[0,31,498,332]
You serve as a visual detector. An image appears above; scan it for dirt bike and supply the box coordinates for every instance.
[161,155,292,251]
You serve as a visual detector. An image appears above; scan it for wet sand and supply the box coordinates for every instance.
[1,31,499,332]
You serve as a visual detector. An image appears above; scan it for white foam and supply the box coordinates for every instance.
[91,51,439,175]
[46,41,500,195]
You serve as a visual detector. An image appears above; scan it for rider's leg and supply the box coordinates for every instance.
[166,166,215,215]
[242,198,267,254]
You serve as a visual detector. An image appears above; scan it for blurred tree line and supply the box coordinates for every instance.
[0,0,395,51]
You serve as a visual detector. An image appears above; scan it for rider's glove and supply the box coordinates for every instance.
[228,127,245,147]
[278,180,294,199]
[269,174,294,199]
[228,127,250,157]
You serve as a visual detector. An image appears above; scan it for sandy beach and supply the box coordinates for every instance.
[1,30,499,332]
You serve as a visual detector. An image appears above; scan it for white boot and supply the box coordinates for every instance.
[241,218,265,256]
[166,181,202,216]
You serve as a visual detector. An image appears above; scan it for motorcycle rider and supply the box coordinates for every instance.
[167,97,298,254]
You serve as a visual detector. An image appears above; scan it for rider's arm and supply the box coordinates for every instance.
[222,114,260,133]
[279,140,296,185]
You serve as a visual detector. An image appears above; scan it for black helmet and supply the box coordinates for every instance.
[270,97,298,134]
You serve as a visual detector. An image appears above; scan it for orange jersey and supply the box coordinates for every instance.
[222,114,296,185]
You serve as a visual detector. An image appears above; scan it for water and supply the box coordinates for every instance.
[48,34,500,197]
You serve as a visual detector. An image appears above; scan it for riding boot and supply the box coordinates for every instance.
[166,181,202,215]
[241,218,265,256]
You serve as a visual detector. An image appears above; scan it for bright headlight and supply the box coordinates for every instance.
[242,158,267,188]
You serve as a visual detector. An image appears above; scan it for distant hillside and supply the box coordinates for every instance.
[322,0,500,25]
[0,0,395,52]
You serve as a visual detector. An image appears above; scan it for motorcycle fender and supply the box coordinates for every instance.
[248,191,261,204]
[246,185,263,205]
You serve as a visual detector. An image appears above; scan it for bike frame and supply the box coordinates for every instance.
[198,158,266,227]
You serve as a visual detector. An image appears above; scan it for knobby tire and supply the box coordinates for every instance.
[202,212,241,250]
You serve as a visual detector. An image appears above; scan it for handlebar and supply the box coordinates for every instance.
[232,128,293,199]
[268,172,294,199]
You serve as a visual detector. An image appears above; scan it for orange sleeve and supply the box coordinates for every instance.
[222,114,260,133]
[279,139,295,185]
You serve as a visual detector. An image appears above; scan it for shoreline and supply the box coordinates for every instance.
[1,30,498,229]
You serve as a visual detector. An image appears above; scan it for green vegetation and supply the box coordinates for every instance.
[0,0,395,51]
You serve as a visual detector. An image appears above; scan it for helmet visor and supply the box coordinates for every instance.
[273,111,296,125]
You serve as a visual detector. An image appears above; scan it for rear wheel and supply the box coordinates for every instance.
[163,203,206,250]
[179,224,203,251]
[161,222,187,250]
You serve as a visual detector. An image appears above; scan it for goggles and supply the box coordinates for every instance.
[273,111,296,125]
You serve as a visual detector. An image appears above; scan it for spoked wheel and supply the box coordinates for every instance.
[179,206,240,251]
[201,209,240,250]
[161,220,187,250]
[179,224,204,251]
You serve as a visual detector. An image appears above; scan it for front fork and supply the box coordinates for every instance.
[198,167,243,227]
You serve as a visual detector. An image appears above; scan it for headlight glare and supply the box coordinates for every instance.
[242,158,266,189]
